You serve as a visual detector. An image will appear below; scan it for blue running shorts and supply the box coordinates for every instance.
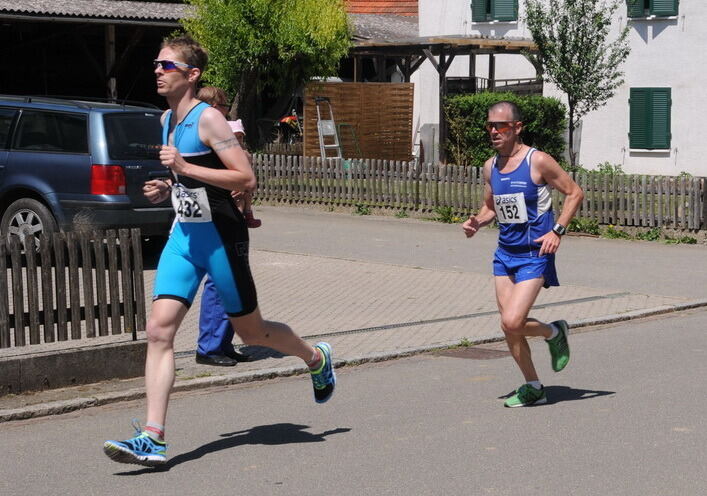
[153,222,257,316]
[493,249,559,288]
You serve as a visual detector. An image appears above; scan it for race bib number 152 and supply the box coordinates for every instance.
[493,193,528,224]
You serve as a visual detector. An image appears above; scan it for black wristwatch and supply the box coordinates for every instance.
[552,223,567,236]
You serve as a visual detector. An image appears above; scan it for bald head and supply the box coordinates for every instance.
[488,101,522,122]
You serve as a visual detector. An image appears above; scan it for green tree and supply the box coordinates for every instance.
[181,0,351,145]
[524,0,630,166]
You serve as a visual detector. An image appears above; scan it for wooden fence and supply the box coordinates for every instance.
[252,154,706,230]
[262,142,303,156]
[0,228,146,349]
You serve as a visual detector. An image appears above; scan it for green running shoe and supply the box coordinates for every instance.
[547,320,570,372]
[504,384,547,408]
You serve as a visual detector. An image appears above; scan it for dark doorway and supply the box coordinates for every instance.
[1,19,173,108]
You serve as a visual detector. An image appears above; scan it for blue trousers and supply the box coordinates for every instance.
[197,276,236,356]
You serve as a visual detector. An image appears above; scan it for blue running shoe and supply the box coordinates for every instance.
[310,342,336,403]
[103,420,167,467]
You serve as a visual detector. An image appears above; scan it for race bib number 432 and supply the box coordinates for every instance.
[493,192,528,224]
[171,185,212,223]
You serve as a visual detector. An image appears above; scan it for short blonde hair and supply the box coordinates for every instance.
[197,86,228,107]
[161,35,208,73]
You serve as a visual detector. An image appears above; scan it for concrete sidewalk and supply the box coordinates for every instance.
[1,206,706,420]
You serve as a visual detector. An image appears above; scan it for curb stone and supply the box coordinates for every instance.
[2,300,706,423]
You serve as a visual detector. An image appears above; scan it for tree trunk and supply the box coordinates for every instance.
[232,67,260,149]
[568,104,577,167]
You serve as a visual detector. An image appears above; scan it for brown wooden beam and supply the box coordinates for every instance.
[377,55,386,82]
[105,25,117,101]
[409,55,425,75]
[422,48,439,72]
[354,55,363,82]
[470,52,477,93]
[108,27,145,79]
[438,50,455,164]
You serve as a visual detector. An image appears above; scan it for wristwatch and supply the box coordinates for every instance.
[552,223,567,236]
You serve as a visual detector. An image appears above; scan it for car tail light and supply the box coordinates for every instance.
[91,165,126,195]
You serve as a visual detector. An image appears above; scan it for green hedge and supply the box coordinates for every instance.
[445,92,567,168]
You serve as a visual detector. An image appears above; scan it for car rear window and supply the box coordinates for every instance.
[13,110,88,153]
[104,112,163,160]
[0,108,17,150]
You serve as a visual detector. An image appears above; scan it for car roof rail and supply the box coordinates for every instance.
[0,94,160,110]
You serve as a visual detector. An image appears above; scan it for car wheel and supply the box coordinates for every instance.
[0,198,58,250]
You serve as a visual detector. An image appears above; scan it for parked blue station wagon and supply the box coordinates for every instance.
[0,95,173,246]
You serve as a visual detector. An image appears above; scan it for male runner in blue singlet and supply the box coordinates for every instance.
[462,101,584,407]
[102,36,336,467]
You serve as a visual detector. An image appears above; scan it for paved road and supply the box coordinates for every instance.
[2,205,705,416]
[2,308,705,495]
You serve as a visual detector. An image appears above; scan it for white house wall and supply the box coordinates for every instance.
[415,0,704,176]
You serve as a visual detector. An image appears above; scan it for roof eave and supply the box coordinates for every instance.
[0,12,181,27]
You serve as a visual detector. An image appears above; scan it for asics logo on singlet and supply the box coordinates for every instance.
[500,177,510,181]
[183,123,194,128]
[176,190,199,200]
[495,196,519,205]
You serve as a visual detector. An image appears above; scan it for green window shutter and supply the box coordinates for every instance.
[626,0,645,17]
[492,0,518,21]
[471,0,489,22]
[629,88,650,149]
[650,88,671,149]
[651,0,679,16]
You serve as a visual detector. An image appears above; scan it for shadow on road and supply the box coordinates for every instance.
[544,385,615,404]
[498,385,615,405]
[115,423,351,475]
[238,345,286,361]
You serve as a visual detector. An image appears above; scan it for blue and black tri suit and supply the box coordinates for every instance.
[490,147,559,288]
[153,102,257,316]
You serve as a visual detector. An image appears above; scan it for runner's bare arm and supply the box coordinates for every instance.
[143,179,171,204]
[463,159,497,238]
[535,151,584,229]
[532,151,584,254]
[144,115,171,203]
[159,107,255,191]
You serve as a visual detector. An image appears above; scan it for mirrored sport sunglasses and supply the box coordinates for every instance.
[485,121,518,133]
[153,59,196,72]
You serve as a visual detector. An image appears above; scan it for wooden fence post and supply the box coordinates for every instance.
[39,235,55,343]
[53,233,68,341]
[25,235,41,344]
[9,236,25,346]
[131,228,146,335]
[699,178,706,229]
[93,231,109,337]
[105,230,121,335]
[66,232,82,340]
[0,240,9,348]
[118,229,135,340]
[79,233,96,338]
